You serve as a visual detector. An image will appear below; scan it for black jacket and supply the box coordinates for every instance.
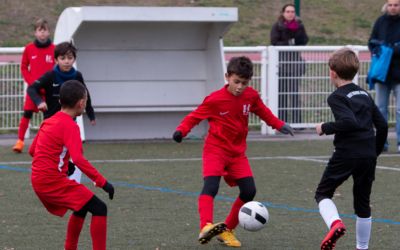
[322,83,388,158]
[369,14,400,83]
[27,70,96,121]
[270,18,308,77]
[270,18,308,46]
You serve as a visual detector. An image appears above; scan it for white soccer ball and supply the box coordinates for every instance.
[238,201,269,232]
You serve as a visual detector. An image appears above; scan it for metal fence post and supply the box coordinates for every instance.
[267,46,279,135]
[259,46,268,135]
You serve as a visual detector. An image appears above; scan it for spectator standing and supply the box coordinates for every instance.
[270,3,308,124]
[368,0,400,152]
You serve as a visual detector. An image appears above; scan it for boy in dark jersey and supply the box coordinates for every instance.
[172,56,293,247]
[29,80,114,250]
[28,41,96,182]
[27,41,95,123]
[13,18,55,153]
[315,48,388,250]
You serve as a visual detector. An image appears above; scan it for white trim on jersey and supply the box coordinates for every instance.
[58,146,68,172]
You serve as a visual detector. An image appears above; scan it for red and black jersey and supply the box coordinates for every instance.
[176,85,284,155]
[21,41,55,85]
[30,111,106,187]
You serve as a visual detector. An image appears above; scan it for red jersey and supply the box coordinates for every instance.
[21,41,55,111]
[21,42,55,85]
[176,85,284,155]
[30,111,106,189]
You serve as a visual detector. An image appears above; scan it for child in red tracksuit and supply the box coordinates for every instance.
[13,18,55,153]
[172,56,294,247]
[30,80,114,250]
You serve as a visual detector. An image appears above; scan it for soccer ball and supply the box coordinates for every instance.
[238,201,269,232]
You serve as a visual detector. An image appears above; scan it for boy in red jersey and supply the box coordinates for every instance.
[29,80,114,250]
[13,18,55,153]
[315,48,387,250]
[28,41,96,182]
[172,56,293,247]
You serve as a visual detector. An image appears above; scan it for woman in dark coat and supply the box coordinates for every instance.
[270,3,308,124]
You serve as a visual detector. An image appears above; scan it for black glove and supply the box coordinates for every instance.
[67,161,76,176]
[102,181,114,200]
[173,131,183,143]
[279,124,294,136]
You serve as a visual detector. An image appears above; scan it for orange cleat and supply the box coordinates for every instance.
[12,139,24,153]
[217,229,241,247]
[198,222,226,245]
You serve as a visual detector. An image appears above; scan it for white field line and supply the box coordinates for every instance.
[1,154,399,171]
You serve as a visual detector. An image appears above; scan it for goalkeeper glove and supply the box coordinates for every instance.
[279,124,294,136]
[173,131,183,143]
[102,181,114,200]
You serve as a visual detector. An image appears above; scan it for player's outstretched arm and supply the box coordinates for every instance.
[279,123,294,136]
[173,130,183,143]
[102,181,114,200]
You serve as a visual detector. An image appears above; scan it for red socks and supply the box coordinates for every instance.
[199,195,246,230]
[18,116,30,141]
[225,197,245,230]
[91,216,107,250]
[198,194,214,229]
[65,214,85,250]
[64,215,107,250]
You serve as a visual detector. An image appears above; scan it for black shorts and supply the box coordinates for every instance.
[315,156,376,217]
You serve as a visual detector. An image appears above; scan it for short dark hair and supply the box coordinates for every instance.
[34,18,49,31]
[226,56,253,79]
[328,48,359,80]
[55,41,77,59]
[60,80,86,108]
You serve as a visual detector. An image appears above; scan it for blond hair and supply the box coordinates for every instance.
[34,18,49,31]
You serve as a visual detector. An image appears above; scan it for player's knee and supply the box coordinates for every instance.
[314,192,331,204]
[201,176,220,197]
[73,208,88,218]
[355,205,371,218]
[237,177,256,202]
[87,195,108,216]
[239,187,256,202]
[356,210,371,218]
[23,110,33,119]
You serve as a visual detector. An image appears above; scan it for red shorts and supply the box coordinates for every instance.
[202,144,253,186]
[23,94,40,112]
[31,174,94,217]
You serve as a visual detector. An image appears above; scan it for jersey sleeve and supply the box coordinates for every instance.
[372,103,388,155]
[27,72,52,106]
[20,46,35,85]
[64,122,106,187]
[176,96,212,137]
[321,94,360,135]
[77,73,96,121]
[251,94,284,130]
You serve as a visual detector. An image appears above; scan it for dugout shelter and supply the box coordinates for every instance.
[54,6,238,140]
